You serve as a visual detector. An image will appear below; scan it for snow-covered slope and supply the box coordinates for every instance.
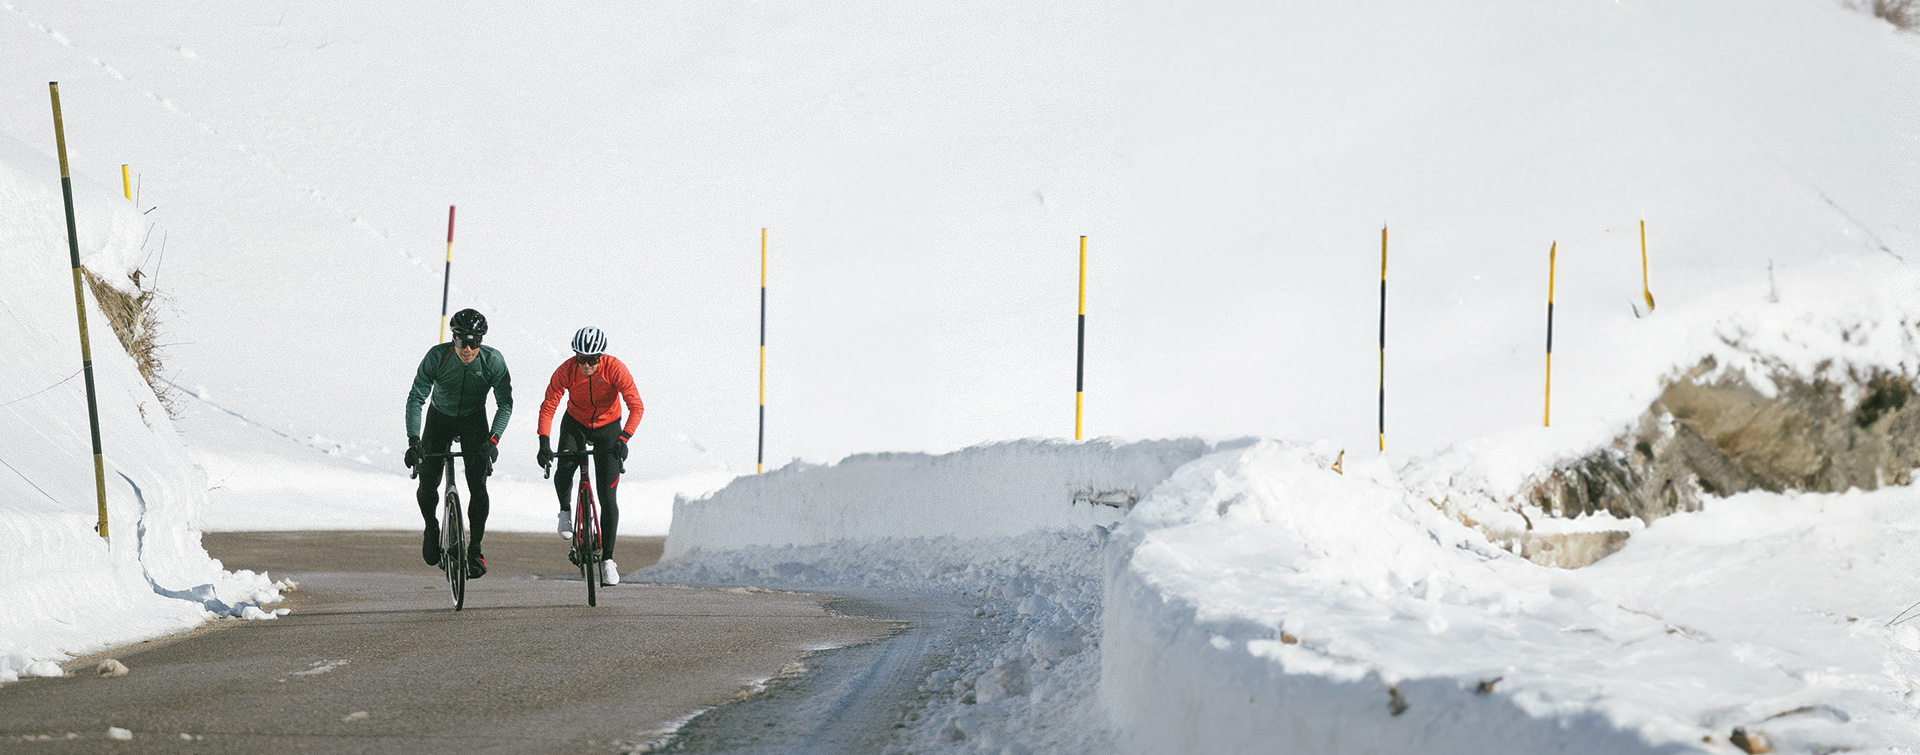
[1117,0,1920,458]
[0,0,1912,542]
[0,132,282,683]
[0,0,1909,508]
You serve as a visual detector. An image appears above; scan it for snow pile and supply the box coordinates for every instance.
[663,438,1219,559]
[0,132,281,684]
[1104,440,1920,753]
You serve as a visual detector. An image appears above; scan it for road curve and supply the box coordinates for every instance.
[0,532,895,754]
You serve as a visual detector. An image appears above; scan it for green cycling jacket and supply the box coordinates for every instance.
[406,342,513,438]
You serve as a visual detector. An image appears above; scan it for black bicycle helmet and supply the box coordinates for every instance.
[449,308,488,339]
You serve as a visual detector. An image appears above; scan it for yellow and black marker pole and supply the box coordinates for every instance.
[757,228,768,474]
[438,205,455,343]
[49,83,110,539]
[1639,220,1655,313]
[1378,226,1387,452]
[120,164,130,201]
[1545,241,1557,427]
[1075,236,1087,441]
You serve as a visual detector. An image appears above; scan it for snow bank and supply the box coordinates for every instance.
[0,133,280,684]
[1103,440,1920,753]
[660,436,1920,753]
[662,438,1221,559]
[652,438,1230,751]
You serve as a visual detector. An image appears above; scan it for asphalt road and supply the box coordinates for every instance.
[0,532,896,754]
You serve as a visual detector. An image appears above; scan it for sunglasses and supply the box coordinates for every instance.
[455,337,483,349]
[574,353,602,365]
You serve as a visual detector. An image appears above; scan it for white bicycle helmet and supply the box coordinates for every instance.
[571,326,607,356]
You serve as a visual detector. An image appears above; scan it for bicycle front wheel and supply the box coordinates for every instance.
[446,489,467,611]
[582,496,601,607]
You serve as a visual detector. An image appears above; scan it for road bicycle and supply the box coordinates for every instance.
[545,445,618,606]
[412,444,472,611]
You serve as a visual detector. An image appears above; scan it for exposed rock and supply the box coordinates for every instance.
[1529,359,1920,527]
[1387,685,1408,716]
[1729,726,1772,754]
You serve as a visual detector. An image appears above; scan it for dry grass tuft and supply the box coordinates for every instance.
[82,268,177,419]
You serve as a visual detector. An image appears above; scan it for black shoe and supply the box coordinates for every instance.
[422,523,441,566]
[467,549,487,579]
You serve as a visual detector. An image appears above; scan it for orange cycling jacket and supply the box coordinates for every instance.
[537,354,644,438]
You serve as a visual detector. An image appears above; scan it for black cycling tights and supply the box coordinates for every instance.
[554,413,621,560]
[416,409,492,550]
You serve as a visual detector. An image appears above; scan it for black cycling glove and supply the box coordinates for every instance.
[404,436,420,468]
[537,435,554,468]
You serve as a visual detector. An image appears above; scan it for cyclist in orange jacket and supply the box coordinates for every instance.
[535,326,643,586]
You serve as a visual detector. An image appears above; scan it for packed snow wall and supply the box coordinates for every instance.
[1097,443,1667,754]
[0,133,281,683]
[1100,577,1669,755]
[662,438,1222,559]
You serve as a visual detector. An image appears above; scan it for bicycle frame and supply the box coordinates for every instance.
[413,444,469,610]
[545,445,614,606]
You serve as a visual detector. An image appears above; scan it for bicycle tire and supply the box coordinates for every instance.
[447,484,466,611]
[582,477,600,606]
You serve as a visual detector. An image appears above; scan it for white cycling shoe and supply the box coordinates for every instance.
[601,560,620,586]
[557,511,573,539]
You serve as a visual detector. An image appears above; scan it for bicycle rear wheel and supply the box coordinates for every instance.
[446,487,466,611]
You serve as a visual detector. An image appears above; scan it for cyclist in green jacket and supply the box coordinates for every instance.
[405,308,513,579]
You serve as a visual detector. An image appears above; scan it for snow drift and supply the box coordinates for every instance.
[0,132,281,683]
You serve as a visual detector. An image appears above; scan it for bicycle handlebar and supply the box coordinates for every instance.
[409,445,470,480]
[542,447,609,479]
